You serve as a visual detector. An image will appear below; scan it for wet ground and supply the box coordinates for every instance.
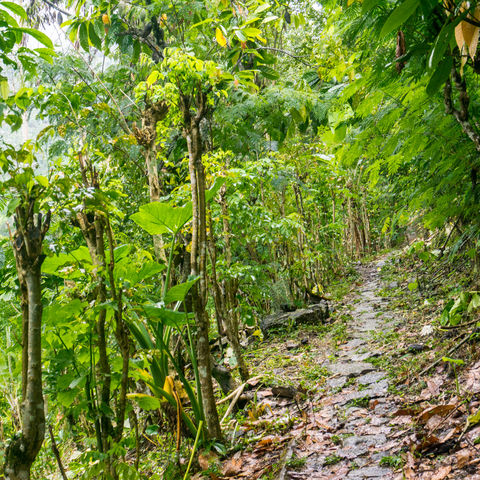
[218,255,480,479]
[288,257,404,479]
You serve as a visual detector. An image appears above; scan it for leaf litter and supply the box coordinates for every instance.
[199,255,480,479]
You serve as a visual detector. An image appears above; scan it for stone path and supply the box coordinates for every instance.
[289,257,404,480]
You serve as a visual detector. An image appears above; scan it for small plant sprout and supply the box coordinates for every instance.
[442,357,464,396]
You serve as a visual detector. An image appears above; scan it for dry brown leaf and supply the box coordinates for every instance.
[198,450,219,471]
[457,447,473,468]
[403,451,416,479]
[418,404,457,423]
[420,376,443,400]
[431,465,451,480]
[464,361,480,393]
[392,407,418,417]
[256,435,281,448]
[222,452,244,477]
[454,4,480,74]
[438,425,461,443]
[426,414,443,432]
[415,434,441,452]
[469,6,480,59]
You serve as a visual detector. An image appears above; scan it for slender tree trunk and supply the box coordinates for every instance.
[207,212,228,338]
[181,91,221,439]
[5,203,50,480]
[219,188,249,381]
[133,100,169,262]
[75,153,128,479]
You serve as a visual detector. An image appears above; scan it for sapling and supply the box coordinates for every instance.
[442,357,464,396]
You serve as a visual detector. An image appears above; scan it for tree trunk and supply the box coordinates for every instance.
[5,203,50,480]
[133,100,169,262]
[181,90,221,440]
[75,153,128,478]
[218,187,250,382]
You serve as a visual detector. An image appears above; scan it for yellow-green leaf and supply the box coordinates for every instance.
[216,27,227,47]
[468,409,480,425]
[146,71,160,86]
[35,175,49,188]
[0,80,9,100]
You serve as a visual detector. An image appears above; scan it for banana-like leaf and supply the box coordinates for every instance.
[164,277,199,304]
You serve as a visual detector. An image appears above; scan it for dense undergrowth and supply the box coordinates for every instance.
[2,0,480,479]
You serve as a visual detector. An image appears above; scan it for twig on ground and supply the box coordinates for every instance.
[217,376,260,406]
[440,318,479,330]
[221,382,247,423]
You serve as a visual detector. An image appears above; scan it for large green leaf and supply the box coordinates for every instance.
[1,2,27,20]
[380,0,420,38]
[426,56,452,96]
[79,22,90,52]
[127,393,161,411]
[88,20,102,50]
[12,27,53,48]
[131,179,226,236]
[135,261,166,283]
[43,299,87,325]
[141,305,193,326]
[205,176,226,202]
[362,0,380,13]
[115,259,165,285]
[42,246,92,278]
[131,202,193,235]
[164,277,199,304]
[427,21,456,70]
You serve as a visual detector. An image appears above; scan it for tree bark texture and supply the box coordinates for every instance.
[180,89,222,440]
[75,153,130,477]
[5,199,50,480]
[133,100,169,262]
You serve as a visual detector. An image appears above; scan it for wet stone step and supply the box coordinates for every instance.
[356,371,387,385]
[339,338,367,350]
[346,466,394,479]
[326,362,376,378]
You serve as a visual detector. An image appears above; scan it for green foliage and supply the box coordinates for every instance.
[5,0,480,477]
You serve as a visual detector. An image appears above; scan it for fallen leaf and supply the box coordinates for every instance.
[222,452,244,477]
[418,404,457,423]
[416,434,441,452]
[198,450,219,471]
[457,448,473,468]
[403,451,416,479]
[431,465,451,480]
[257,435,281,448]
[464,361,480,393]
[392,407,418,417]
[426,414,443,432]
[420,376,443,399]
[438,426,461,443]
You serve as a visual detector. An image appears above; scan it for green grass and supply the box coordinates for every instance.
[286,454,307,469]
[379,454,403,468]
[323,454,342,466]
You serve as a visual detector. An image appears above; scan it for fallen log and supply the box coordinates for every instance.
[260,301,330,337]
